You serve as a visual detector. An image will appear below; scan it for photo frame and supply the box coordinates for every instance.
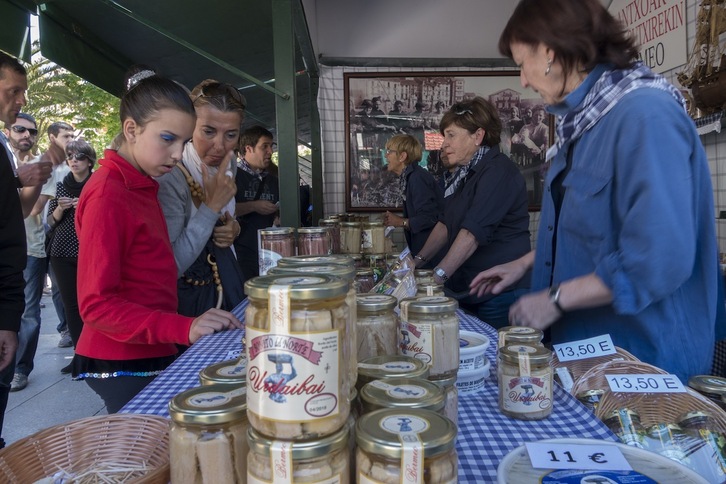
[344,71,554,211]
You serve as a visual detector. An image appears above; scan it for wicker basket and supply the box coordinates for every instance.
[570,359,667,398]
[0,414,170,483]
[553,346,639,393]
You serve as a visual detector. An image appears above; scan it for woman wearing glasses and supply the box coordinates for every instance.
[412,96,531,328]
[157,79,246,317]
[47,140,95,353]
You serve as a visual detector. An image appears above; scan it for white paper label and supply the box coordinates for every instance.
[555,367,575,393]
[399,321,433,368]
[606,373,686,393]
[553,335,615,362]
[401,433,424,483]
[370,379,429,399]
[526,442,632,471]
[501,373,552,414]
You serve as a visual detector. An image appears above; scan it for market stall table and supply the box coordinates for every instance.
[121,299,617,482]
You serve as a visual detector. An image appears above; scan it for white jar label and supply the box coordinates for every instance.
[358,361,417,371]
[361,229,373,249]
[370,379,429,399]
[258,249,283,276]
[399,321,433,368]
[501,373,552,413]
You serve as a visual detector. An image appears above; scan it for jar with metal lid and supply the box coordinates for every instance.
[168,384,248,484]
[414,269,433,283]
[645,423,690,466]
[361,222,385,254]
[319,218,341,254]
[340,221,362,254]
[356,408,457,484]
[297,227,333,256]
[575,389,605,413]
[258,227,296,275]
[416,282,445,297]
[268,263,359,398]
[602,408,647,448]
[366,253,388,283]
[247,424,350,483]
[357,355,430,392]
[497,344,553,420]
[497,326,544,348]
[199,358,247,386]
[277,254,356,268]
[688,375,726,410]
[244,274,351,440]
[431,376,459,425]
[677,411,726,481]
[355,269,376,294]
[356,294,399,361]
[399,296,460,380]
[360,377,446,416]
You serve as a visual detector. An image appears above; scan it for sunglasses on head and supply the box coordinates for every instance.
[453,103,473,116]
[67,152,89,161]
[11,125,38,136]
[192,81,247,109]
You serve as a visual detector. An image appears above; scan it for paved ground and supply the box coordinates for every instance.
[4,292,106,446]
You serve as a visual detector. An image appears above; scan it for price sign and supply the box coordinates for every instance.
[553,335,615,362]
[526,442,632,471]
[606,374,685,393]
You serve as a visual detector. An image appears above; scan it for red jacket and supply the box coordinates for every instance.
[75,150,193,360]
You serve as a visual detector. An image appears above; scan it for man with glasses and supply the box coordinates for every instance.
[5,113,49,391]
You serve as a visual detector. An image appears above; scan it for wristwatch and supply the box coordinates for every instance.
[434,266,449,282]
[402,218,409,230]
[548,284,565,313]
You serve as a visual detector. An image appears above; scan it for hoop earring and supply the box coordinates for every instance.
[545,59,552,76]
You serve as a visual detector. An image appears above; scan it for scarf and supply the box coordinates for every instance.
[399,164,413,202]
[182,143,236,217]
[238,157,268,180]
[547,62,686,161]
[62,170,91,198]
[444,145,489,198]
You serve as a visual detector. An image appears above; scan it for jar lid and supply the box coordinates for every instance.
[360,378,445,412]
[430,375,457,388]
[498,326,544,343]
[676,411,711,427]
[400,296,458,314]
[355,408,456,459]
[498,344,552,365]
[277,254,355,268]
[602,407,641,424]
[358,355,430,381]
[259,227,295,236]
[244,274,348,300]
[269,264,356,283]
[198,358,247,386]
[357,294,397,311]
[414,269,434,278]
[168,384,247,425]
[297,227,330,235]
[247,423,349,459]
[341,221,362,227]
[688,375,726,395]
[416,283,444,294]
[363,221,384,228]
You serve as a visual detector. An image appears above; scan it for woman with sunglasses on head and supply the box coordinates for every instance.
[412,96,531,328]
[156,79,245,317]
[74,68,242,412]
[46,140,95,359]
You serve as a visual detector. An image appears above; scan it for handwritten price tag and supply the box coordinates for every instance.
[526,442,632,471]
[606,374,686,393]
[553,335,615,362]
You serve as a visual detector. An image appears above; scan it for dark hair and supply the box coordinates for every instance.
[440,96,501,147]
[48,121,73,137]
[0,52,26,78]
[15,112,36,128]
[499,0,638,76]
[119,65,195,128]
[240,125,274,151]
[66,139,97,168]
[190,79,246,120]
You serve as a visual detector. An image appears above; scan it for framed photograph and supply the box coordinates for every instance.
[344,71,553,211]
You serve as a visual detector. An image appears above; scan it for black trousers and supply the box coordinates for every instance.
[49,256,83,347]
[85,376,156,414]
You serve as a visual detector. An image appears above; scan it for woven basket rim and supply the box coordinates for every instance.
[553,346,640,393]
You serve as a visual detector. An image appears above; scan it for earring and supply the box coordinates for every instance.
[545,58,552,76]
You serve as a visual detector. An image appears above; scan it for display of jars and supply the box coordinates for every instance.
[340,222,362,254]
[319,218,341,254]
[244,274,351,440]
[247,425,350,483]
[398,296,460,380]
[356,294,399,362]
[277,254,355,269]
[361,222,385,254]
[297,227,333,256]
[497,326,544,348]
[357,355,430,392]
[355,268,376,294]
[258,227,296,275]
[168,384,248,484]
[356,408,458,484]
[497,344,553,420]
[198,358,247,387]
[359,377,446,416]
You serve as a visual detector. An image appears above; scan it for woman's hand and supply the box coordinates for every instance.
[188,308,242,344]
[383,211,403,227]
[57,197,74,211]
[212,212,240,248]
[202,154,237,213]
[508,290,560,331]
[470,258,528,297]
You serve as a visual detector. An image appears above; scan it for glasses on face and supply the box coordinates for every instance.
[453,103,473,116]
[67,152,89,161]
[385,149,398,155]
[192,81,247,109]
[11,125,38,136]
